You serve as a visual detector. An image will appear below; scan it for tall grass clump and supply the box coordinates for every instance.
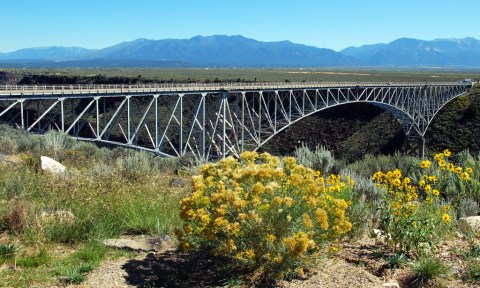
[0,243,19,262]
[411,256,449,285]
[177,151,353,280]
[294,144,335,175]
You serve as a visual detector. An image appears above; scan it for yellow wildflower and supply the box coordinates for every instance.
[443,149,451,157]
[442,213,451,223]
[461,172,471,180]
[434,153,444,162]
[420,160,431,169]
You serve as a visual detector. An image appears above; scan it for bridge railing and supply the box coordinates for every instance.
[0,81,472,96]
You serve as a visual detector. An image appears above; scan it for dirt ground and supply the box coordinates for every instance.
[77,236,479,288]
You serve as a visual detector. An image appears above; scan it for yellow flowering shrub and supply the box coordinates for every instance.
[373,149,471,255]
[177,151,352,279]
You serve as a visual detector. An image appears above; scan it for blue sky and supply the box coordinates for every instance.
[1,0,478,53]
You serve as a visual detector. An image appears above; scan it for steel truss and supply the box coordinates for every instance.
[0,83,470,160]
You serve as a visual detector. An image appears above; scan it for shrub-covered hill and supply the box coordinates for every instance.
[262,86,480,162]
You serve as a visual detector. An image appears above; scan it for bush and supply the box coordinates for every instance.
[458,198,479,218]
[43,130,71,159]
[0,135,18,154]
[115,151,152,180]
[340,168,381,202]
[372,150,466,255]
[177,151,353,280]
[346,152,417,179]
[294,144,335,175]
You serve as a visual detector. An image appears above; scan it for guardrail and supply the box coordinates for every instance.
[0,81,472,96]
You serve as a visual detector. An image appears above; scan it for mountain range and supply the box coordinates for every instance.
[1,35,479,68]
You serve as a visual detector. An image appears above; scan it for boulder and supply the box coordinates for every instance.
[458,216,480,234]
[40,156,66,174]
[103,235,175,252]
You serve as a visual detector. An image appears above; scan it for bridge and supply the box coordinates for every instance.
[0,82,472,161]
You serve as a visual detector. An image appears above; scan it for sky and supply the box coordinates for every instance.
[1,0,479,53]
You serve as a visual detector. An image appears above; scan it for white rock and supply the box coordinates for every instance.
[383,280,400,288]
[40,156,66,174]
[458,216,480,234]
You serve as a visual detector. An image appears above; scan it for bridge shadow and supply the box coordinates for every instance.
[121,250,251,287]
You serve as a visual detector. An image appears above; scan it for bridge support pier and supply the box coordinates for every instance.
[404,135,426,158]
[420,136,425,159]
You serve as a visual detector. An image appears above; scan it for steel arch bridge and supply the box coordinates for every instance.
[0,82,471,161]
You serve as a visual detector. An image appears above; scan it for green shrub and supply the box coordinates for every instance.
[346,152,417,179]
[0,135,18,154]
[340,168,382,202]
[458,198,479,218]
[0,125,42,154]
[71,141,99,158]
[177,151,353,280]
[294,144,335,175]
[116,151,152,180]
[344,192,372,240]
[43,130,71,159]
[372,150,463,255]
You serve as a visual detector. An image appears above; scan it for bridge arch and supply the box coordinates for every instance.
[252,100,415,152]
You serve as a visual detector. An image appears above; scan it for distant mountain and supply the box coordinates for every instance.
[340,37,480,67]
[0,35,360,67]
[92,35,360,67]
[1,35,480,68]
[0,46,95,61]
